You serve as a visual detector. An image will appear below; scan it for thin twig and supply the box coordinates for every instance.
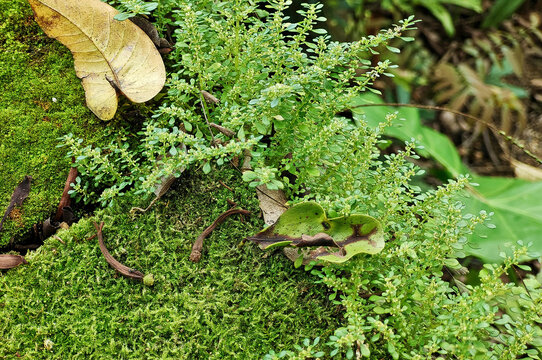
[512,264,533,300]
[130,196,159,215]
[54,160,78,222]
[218,180,234,192]
[190,208,251,262]
[93,221,144,281]
[210,123,235,137]
[482,128,501,167]
[51,235,65,245]
[201,90,219,104]
[199,92,215,144]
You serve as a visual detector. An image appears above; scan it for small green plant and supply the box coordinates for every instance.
[60,1,542,358]
[65,0,417,205]
[322,0,481,37]
[107,0,158,20]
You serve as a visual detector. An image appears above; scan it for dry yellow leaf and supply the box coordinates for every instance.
[28,0,166,120]
[511,159,542,181]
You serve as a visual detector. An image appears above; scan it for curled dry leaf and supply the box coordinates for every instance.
[248,202,385,263]
[0,176,32,233]
[93,221,145,281]
[0,254,28,270]
[511,159,542,181]
[190,208,251,262]
[28,0,166,120]
[255,185,288,226]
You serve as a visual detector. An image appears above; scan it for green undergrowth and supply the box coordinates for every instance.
[0,169,340,359]
[0,0,138,246]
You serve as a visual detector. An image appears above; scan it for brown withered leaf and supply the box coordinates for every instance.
[93,221,144,281]
[0,254,28,270]
[0,176,32,233]
[28,0,166,120]
[190,208,250,262]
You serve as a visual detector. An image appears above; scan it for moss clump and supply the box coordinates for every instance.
[0,170,340,358]
[0,0,128,246]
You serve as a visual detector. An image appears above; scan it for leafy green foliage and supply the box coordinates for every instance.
[12,0,541,358]
[353,93,542,263]
[107,0,158,20]
[462,176,542,263]
[66,0,417,204]
[60,128,255,206]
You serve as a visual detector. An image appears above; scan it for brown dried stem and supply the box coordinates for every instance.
[210,123,235,137]
[93,221,145,280]
[190,208,251,262]
[54,164,78,222]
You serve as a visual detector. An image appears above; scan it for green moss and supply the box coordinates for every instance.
[0,170,339,358]
[0,2,339,356]
[0,0,124,246]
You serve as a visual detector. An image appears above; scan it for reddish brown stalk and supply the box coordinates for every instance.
[218,180,234,192]
[190,208,251,262]
[201,90,220,104]
[0,254,27,269]
[210,123,235,137]
[93,221,144,281]
[54,165,78,222]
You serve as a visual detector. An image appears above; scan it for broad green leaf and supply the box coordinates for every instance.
[351,94,542,263]
[351,93,470,177]
[422,1,455,36]
[248,202,384,263]
[418,127,470,178]
[440,0,482,12]
[461,176,542,263]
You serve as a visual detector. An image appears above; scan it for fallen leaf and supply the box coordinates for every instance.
[93,221,145,281]
[248,202,385,263]
[0,254,28,269]
[190,208,251,262]
[255,185,288,226]
[0,176,32,233]
[511,159,542,181]
[28,0,166,120]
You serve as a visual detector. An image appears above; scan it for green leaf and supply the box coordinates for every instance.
[421,1,455,36]
[351,94,542,263]
[461,176,542,263]
[441,0,482,12]
[351,93,470,177]
[113,12,134,21]
[294,255,303,268]
[247,202,384,263]
[306,166,320,177]
[482,0,525,28]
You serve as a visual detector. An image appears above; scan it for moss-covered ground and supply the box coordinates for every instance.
[0,0,127,246]
[0,1,340,357]
[0,170,340,358]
